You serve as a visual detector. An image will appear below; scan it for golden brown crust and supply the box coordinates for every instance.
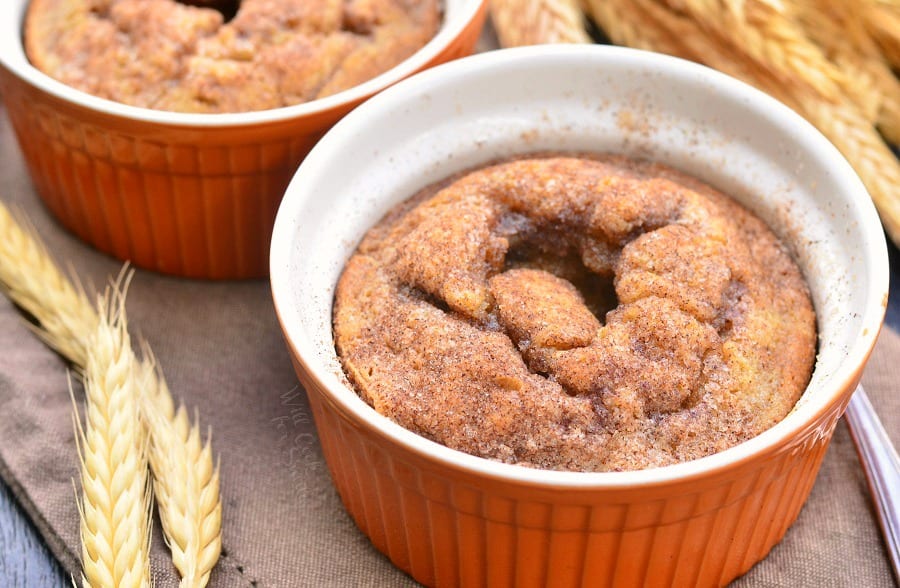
[333,154,817,472]
[24,0,441,113]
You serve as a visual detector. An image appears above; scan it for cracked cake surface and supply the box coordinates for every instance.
[333,155,817,472]
[24,0,441,112]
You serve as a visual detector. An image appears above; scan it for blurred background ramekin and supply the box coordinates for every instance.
[270,46,888,587]
[0,0,487,279]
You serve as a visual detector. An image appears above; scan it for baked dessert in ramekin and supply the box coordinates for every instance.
[271,46,888,587]
[0,0,485,278]
[333,153,817,473]
[25,0,442,113]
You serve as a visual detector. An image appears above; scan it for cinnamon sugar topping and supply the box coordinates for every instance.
[334,155,817,472]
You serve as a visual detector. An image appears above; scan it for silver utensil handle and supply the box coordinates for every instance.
[845,385,900,583]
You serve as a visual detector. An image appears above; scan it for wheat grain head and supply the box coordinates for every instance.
[585,0,701,56]
[800,96,900,245]
[660,0,852,103]
[587,0,900,246]
[787,0,900,144]
[786,0,882,117]
[491,0,591,47]
[865,1,900,69]
[588,0,799,105]
[0,201,97,367]
[140,355,222,588]
[75,292,152,588]
[0,203,223,586]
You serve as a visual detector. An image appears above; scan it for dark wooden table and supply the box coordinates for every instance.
[2,229,899,587]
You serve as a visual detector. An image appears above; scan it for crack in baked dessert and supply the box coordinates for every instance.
[24,0,441,112]
[333,155,817,472]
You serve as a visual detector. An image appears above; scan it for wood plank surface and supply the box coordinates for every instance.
[0,481,67,586]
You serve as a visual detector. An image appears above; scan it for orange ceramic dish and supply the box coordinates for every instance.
[270,47,888,587]
[0,0,486,279]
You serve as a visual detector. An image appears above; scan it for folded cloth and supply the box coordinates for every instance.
[0,105,897,587]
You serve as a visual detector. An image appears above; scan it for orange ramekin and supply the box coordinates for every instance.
[0,0,486,279]
[270,47,888,586]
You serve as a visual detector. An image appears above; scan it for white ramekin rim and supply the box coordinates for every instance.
[0,0,484,127]
[270,45,889,489]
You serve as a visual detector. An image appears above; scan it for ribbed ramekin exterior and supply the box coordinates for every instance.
[0,74,307,278]
[0,6,485,279]
[295,362,855,588]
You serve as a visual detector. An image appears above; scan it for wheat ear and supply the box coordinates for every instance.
[587,0,792,101]
[75,292,152,588]
[588,0,900,245]
[878,90,900,146]
[585,0,691,54]
[865,1,900,70]
[0,201,97,367]
[787,0,900,144]
[784,0,882,119]
[649,1,900,245]
[0,203,223,585]
[490,0,591,48]
[660,0,853,103]
[800,97,900,244]
[140,355,222,588]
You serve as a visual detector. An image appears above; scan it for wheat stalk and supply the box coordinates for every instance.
[587,0,900,246]
[0,202,223,586]
[785,0,882,119]
[587,0,795,102]
[865,1,900,69]
[0,201,97,367]
[660,0,852,103]
[586,0,691,54]
[879,90,900,145]
[787,0,900,144]
[140,356,222,588]
[800,97,900,244]
[74,292,152,588]
[490,0,591,47]
[661,0,862,113]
